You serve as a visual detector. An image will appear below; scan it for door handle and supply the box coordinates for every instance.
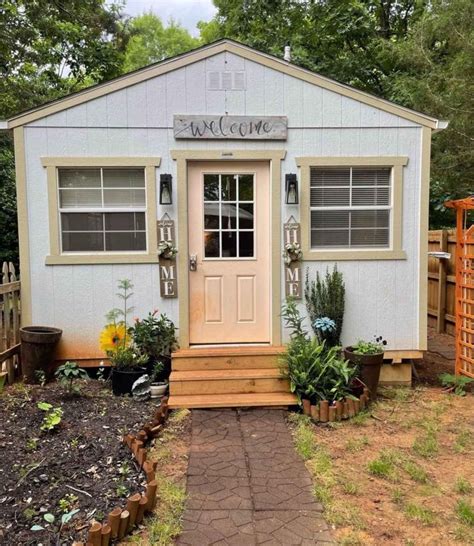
[189,254,197,271]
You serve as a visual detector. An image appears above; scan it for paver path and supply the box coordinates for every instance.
[177,409,333,545]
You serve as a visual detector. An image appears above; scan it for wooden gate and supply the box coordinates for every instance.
[0,262,21,384]
[445,197,474,377]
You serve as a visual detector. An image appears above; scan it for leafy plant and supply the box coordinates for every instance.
[116,484,129,498]
[151,361,166,383]
[108,345,147,371]
[352,336,387,355]
[26,438,38,451]
[158,240,178,259]
[58,494,78,513]
[439,373,474,396]
[305,266,345,347]
[55,361,88,394]
[131,310,178,380]
[37,402,63,432]
[281,297,307,340]
[281,337,357,403]
[34,369,46,386]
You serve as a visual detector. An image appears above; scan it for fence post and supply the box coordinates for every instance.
[2,262,14,383]
[436,230,448,334]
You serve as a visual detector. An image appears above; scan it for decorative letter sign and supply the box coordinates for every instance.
[174,115,287,140]
[284,217,302,300]
[157,214,178,299]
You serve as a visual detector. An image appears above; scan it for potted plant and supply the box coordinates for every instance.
[99,279,147,396]
[149,361,168,399]
[131,310,178,382]
[344,336,387,398]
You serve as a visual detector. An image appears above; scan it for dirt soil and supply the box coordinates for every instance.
[303,331,474,545]
[0,380,155,545]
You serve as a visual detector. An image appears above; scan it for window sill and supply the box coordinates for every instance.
[302,249,407,261]
[45,253,159,265]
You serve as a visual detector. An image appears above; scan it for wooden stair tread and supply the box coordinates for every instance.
[168,392,297,409]
[170,368,285,381]
[172,346,286,358]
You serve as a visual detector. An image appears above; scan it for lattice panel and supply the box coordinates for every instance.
[457,224,474,377]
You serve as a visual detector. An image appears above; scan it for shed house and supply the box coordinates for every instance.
[3,40,446,408]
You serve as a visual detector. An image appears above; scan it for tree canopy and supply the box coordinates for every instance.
[123,13,199,72]
[0,0,472,267]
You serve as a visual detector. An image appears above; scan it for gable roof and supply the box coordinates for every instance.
[4,39,444,130]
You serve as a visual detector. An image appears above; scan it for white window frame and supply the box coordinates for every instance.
[296,156,408,261]
[42,157,160,265]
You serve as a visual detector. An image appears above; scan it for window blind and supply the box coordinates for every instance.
[310,167,391,249]
[58,168,147,252]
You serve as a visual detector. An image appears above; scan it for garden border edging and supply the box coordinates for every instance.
[72,396,170,546]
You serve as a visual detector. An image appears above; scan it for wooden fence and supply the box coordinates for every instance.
[428,229,457,335]
[0,262,21,384]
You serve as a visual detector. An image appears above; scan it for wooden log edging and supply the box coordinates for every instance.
[309,389,371,424]
[79,396,170,545]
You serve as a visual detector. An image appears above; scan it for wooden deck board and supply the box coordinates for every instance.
[168,392,298,409]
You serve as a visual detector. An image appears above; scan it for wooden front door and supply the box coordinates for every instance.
[188,161,270,344]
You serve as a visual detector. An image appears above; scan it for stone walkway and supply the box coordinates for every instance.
[177,409,333,545]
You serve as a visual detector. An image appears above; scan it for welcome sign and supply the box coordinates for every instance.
[174,114,287,140]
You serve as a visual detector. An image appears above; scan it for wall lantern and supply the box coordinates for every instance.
[285,173,298,205]
[160,174,173,205]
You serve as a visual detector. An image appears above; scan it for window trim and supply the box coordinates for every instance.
[42,157,160,265]
[296,156,408,261]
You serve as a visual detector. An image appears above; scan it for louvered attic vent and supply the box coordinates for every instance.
[207,71,246,90]
[310,167,392,249]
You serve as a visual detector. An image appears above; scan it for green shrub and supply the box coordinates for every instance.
[55,361,88,394]
[305,266,345,346]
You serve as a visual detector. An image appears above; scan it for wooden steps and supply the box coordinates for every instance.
[168,392,297,409]
[168,346,297,409]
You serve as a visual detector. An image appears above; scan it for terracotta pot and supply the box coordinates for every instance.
[344,346,384,398]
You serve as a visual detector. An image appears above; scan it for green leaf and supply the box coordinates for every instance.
[37,402,52,411]
[31,524,45,531]
[61,508,80,525]
[44,513,55,523]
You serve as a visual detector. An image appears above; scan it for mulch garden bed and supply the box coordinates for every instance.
[0,380,155,545]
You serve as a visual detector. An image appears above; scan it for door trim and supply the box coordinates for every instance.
[171,149,286,349]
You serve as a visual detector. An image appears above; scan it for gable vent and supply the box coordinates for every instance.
[207,71,246,90]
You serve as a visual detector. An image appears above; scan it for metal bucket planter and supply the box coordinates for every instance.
[111,368,147,396]
[20,326,63,383]
[344,347,384,398]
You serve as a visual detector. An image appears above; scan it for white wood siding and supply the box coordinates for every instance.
[24,51,423,357]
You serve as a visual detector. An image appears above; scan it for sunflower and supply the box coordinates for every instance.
[99,323,129,353]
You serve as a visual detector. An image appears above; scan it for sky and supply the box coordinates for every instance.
[120,0,217,36]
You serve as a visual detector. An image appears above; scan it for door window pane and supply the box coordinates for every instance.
[239,175,254,200]
[221,204,237,229]
[204,232,220,257]
[239,232,254,257]
[222,232,237,257]
[238,204,254,229]
[221,175,237,201]
[202,173,255,258]
[204,204,220,229]
[204,175,219,201]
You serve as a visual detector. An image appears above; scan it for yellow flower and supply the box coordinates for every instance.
[99,323,128,353]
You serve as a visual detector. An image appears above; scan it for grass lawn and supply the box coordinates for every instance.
[289,386,474,545]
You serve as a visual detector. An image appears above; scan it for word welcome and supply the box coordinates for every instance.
[174,115,287,140]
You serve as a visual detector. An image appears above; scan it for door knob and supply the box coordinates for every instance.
[189,254,197,271]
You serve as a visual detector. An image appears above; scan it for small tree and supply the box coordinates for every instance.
[55,361,88,395]
[305,266,345,347]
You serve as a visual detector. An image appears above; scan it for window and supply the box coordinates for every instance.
[310,167,391,249]
[203,173,255,259]
[58,168,147,252]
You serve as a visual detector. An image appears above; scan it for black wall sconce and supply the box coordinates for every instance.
[285,173,298,204]
[160,174,172,205]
